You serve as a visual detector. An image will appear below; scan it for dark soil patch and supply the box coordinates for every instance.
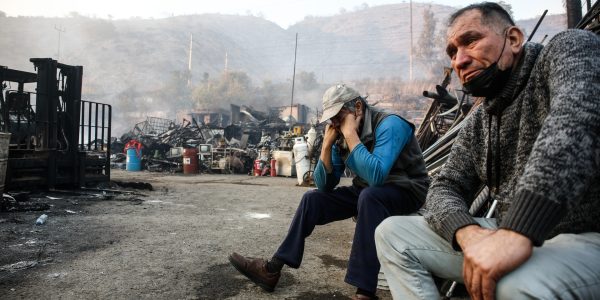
[193,263,297,299]
[292,291,351,299]
[318,254,347,269]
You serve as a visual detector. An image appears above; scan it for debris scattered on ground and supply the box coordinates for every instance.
[113,181,154,191]
[0,258,53,273]
[0,261,39,273]
[35,214,48,225]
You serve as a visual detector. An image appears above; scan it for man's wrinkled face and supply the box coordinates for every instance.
[446,10,511,84]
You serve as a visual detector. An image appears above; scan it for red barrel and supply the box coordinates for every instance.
[270,159,277,177]
[183,148,199,174]
[254,159,262,176]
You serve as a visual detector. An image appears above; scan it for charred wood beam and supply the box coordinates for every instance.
[566,0,583,28]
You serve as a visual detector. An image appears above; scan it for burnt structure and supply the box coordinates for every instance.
[577,0,600,34]
[0,58,111,190]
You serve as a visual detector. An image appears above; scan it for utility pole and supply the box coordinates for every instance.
[289,33,298,129]
[409,0,413,81]
[188,33,193,87]
[565,0,582,28]
[54,25,66,61]
[224,52,229,73]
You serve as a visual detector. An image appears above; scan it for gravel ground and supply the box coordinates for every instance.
[1,170,398,299]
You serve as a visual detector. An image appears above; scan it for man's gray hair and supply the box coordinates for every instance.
[449,2,515,33]
[342,97,366,112]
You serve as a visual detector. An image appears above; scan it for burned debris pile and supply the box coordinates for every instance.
[113,105,323,186]
[416,68,478,176]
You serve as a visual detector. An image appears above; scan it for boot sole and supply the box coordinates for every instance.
[228,254,275,292]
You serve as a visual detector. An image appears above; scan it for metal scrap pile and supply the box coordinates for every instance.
[416,70,478,176]
[110,111,320,175]
[416,72,490,217]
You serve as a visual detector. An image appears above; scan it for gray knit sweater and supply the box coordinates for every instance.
[423,29,600,247]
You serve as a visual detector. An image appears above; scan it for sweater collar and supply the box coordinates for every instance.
[483,42,544,115]
[359,105,374,144]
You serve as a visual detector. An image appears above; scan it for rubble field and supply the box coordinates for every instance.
[0,170,393,299]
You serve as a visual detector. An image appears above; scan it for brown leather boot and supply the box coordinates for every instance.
[228,252,281,292]
[352,294,379,300]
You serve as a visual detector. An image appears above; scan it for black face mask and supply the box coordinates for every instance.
[463,35,512,98]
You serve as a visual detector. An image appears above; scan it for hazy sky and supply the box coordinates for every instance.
[1,0,568,28]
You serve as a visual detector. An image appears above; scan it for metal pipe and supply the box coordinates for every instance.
[527,10,548,42]
[289,33,298,129]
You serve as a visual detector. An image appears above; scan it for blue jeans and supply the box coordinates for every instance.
[274,185,420,293]
[375,216,600,299]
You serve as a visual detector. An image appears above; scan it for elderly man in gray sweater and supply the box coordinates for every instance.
[375,2,600,300]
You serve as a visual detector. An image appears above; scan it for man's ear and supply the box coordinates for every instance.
[507,26,524,55]
[355,100,363,117]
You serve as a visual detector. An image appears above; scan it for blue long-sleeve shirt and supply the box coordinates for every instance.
[314,115,413,191]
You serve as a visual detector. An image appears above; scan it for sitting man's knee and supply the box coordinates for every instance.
[375,216,417,246]
[357,187,384,207]
[495,272,546,300]
[300,189,322,203]
[296,191,322,213]
[358,187,376,198]
[375,217,396,239]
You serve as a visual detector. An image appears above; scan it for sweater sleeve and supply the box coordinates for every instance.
[345,116,412,187]
[423,112,483,249]
[499,30,600,246]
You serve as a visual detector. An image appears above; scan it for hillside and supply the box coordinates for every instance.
[0,3,567,133]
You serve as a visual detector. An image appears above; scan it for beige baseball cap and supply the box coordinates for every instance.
[319,84,361,123]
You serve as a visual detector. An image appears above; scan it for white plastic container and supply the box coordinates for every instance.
[272,150,294,177]
[293,137,310,185]
[35,214,48,225]
[305,126,317,156]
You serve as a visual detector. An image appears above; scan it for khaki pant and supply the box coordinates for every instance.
[375,216,600,299]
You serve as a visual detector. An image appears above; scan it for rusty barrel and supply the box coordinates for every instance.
[183,148,199,174]
[270,159,277,177]
[254,159,262,176]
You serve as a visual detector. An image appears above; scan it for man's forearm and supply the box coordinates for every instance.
[319,142,334,173]
[343,131,361,153]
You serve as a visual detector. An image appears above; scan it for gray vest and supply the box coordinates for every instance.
[341,106,430,204]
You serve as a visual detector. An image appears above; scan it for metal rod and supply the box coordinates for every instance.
[528,10,548,42]
[94,102,99,150]
[101,104,105,151]
[445,281,458,299]
[409,0,413,81]
[485,200,499,218]
[87,101,92,150]
[107,105,112,177]
[289,32,298,129]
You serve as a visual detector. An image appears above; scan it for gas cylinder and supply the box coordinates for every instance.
[293,137,309,185]
[270,159,277,177]
[306,125,317,156]
[254,159,262,176]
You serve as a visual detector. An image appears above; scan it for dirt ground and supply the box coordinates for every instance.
[0,169,395,299]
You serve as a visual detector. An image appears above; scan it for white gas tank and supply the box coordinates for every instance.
[305,126,317,156]
[293,137,310,185]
